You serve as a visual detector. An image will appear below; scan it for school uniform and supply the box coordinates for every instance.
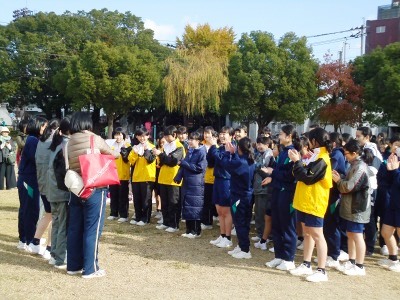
[222,151,255,252]
[270,145,297,262]
[158,140,185,229]
[383,167,400,228]
[323,147,346,260]
[174,146,207,235]
[17,135,41,245]
[208,145,231,207]
[202,153,215,226]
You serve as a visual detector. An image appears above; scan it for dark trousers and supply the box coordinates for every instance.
[271,189,297,261]
[254,194,268,237]
[159,184,181,229]
[186,220,201,235]
[67,189,106,275]
[231,194,252,252]
[201,183,214,226]
[323,200,341,260]
[17,176,40,244]
[109,180,129,218]
[0,162,17,189]
[364,205,378,253]
[132,181,154,223]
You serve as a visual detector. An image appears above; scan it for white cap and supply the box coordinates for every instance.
[1,126,10,133]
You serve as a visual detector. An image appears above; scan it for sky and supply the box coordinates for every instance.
[0,0,388,62]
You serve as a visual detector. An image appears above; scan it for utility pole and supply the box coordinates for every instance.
[338,50,343,64]
[360,18,365,56]
[343,39,348,64]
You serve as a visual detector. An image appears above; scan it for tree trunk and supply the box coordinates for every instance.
[107,114,114,139]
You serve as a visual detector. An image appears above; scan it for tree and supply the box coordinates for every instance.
[163,24,236,116]
[353,42,400,125]
[223,31,318,127]
[316,54,363,132]
[55,41,160,137]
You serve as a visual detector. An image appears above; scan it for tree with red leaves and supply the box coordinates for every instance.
[316,54,363,132]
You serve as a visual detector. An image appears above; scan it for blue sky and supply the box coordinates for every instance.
[0,0,386,62]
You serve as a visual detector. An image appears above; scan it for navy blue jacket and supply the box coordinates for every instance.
[222,151,255,199]
[388,168,400,210]
[175,146,207,220]
[330,147,346,204]
[18,135,39,186]
[207,145,231,180]
[270,145,297,192]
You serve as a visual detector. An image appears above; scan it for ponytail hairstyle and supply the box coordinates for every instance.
[362,148,374,166]
[281,124,301,151]
[308,127,332,153]
[329,132,343,148]
[237,137,255,164]
[343,139,362,156]
[49,116,71,151]
[40,118,60,142]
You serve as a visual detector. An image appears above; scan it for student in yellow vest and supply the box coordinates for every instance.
[128,128,156,226]
[152,126,185,232]
[288,128,333,283]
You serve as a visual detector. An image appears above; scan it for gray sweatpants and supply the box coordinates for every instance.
[254,194,268,237]
[50,202,68,265]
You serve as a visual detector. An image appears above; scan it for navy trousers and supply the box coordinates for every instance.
[323,198,341,260]
[17,176,40,244]
[231,193,252,252]
[67,188,106,276]
[271,188,297,261]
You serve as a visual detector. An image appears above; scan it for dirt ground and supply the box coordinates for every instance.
[0,188,399,300]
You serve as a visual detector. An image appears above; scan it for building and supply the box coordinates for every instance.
[366,1,400,53]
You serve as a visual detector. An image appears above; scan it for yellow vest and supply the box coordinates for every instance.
[128,141,156,182]
[158,140,185,186]
[292,147,333,218]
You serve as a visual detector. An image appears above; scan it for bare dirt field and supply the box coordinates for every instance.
[0,188,399,300]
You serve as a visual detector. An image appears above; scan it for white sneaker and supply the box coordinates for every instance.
[201,224,213,230]
[42,250,51,260]
[228,245,241,256]
[67,270,83,275]
[389,260,400,272]
[156,224,168,230]
[213,216,219,221]
[130,219,138,225]
[40,238,46,245]
[344,264,366,276]
[82,269,106,279]
[337,261,354,273]
[117,218,128,223]
[216,237,233,248]
[254,241,267,250]
[337,250,349,261]
[250,220,255,225]
[157,218,164,224]
[107,216,118,220]
[232,250,252,259]
[297,241,304,251]
[136,221,146,226]
[165,227,179,233]
[48,257,56,265]
[17,241,27,251]
[54,264,67,270]
[306,270,328,282]
[181,233,200,239]
[296,239,302,247]
[210,236,222,245]
[231,228,237,236]
[290,263,313,276]
[251,236,261,242]
[276,260,295,271]
[27,243,45,255]
[154,212,162,219]
[268,247,275,253]
[326,256,340,268]
[380,245,389,256]
[377,258,392,268]
[265,258,283,268]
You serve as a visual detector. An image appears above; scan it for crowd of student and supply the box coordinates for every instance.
[10,113,400,282]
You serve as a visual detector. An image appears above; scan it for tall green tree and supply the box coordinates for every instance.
[353,42,400,125]
[55,41,160,137]
[223,31,318,127]
[163,24,236,116]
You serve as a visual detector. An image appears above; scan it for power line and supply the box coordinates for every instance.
[306,27,361,38]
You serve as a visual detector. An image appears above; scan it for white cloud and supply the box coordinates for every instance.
[144,19,176,42]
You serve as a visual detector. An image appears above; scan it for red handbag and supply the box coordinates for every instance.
[79,135,120,189]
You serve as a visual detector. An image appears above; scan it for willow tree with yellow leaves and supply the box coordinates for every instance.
[163,24,236,115]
